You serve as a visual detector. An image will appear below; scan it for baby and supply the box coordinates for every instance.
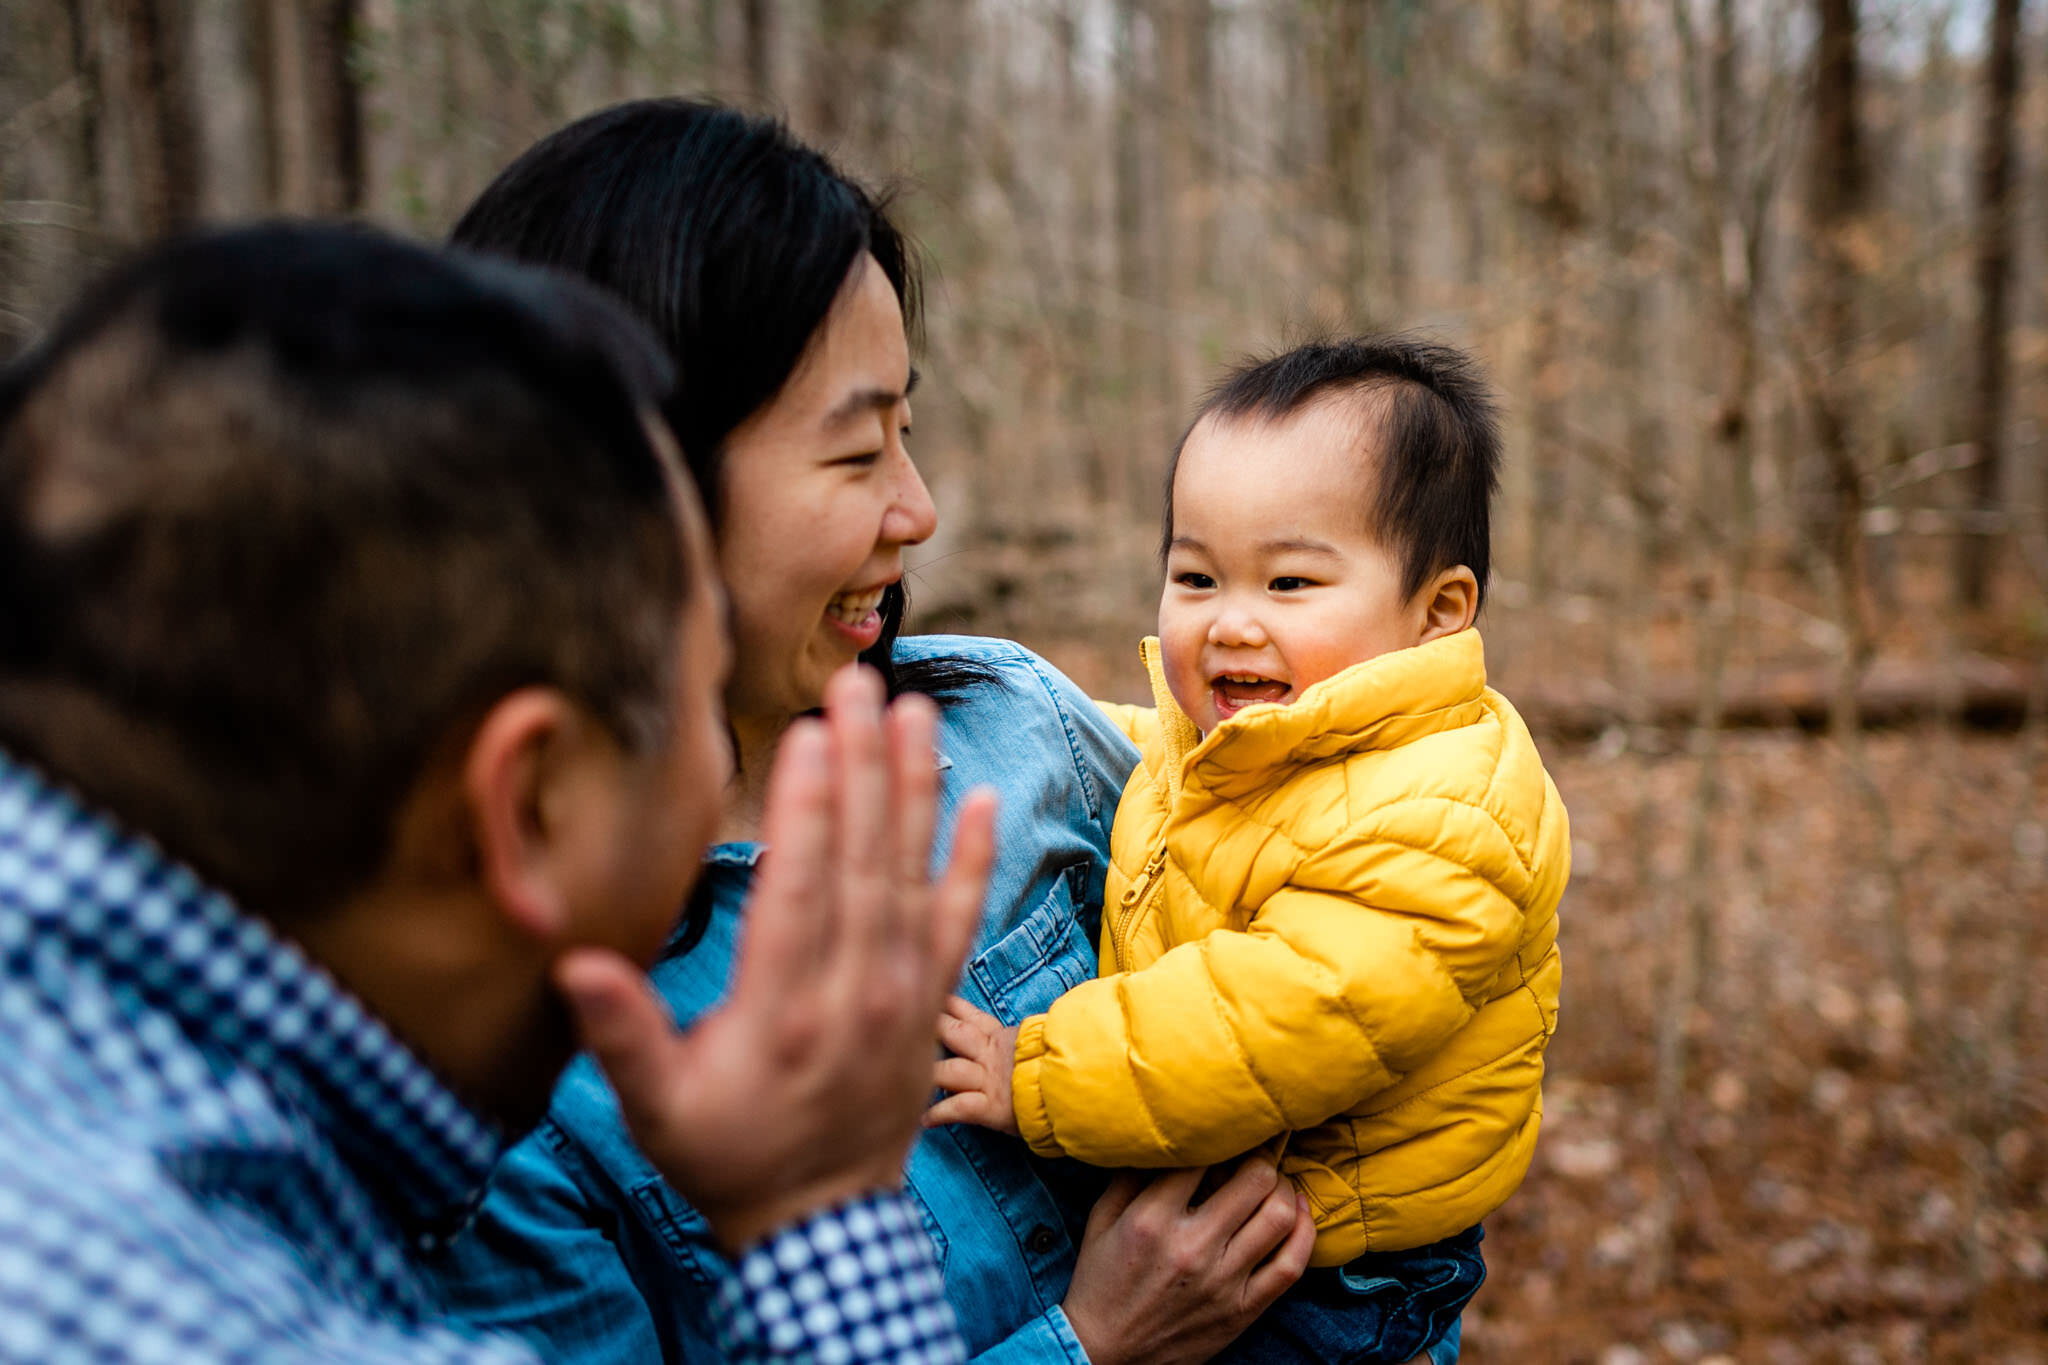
[931,335,1567,1362]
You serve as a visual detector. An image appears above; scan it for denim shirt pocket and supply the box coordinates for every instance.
[901,1171,951,1272]
[627,1175,727,1292]
[968,862,1098,1024]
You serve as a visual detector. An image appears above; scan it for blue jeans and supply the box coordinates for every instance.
[1218,1225,1484,1365]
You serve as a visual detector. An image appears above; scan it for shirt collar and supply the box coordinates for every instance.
[0,749,504,1245]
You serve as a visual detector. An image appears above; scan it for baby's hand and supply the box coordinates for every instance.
[925,996,1022,1136]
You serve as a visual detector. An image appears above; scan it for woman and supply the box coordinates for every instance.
[427,99,1316,1364]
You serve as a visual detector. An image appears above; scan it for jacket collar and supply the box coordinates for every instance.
[1138,629,1492,802]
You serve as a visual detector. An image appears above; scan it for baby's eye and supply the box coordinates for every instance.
[1270,576,1314,592]
[1175,572,1216,590]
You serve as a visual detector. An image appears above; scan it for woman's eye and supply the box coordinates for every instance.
[1175,572,1215,590]
[1270,576,1313,592]
[834,451,882,469]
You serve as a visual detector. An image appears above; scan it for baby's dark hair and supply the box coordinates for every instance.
[1164,334,1502,607]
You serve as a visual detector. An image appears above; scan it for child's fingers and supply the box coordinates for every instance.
[943,994,996,1026]
[936,1011,992,1058]
[932,1057,989,1095]
[922,1092,999,1129]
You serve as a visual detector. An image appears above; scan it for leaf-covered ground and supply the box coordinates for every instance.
[1468,729,2048,1364]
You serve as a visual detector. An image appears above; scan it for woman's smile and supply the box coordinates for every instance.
[824,582,891,648]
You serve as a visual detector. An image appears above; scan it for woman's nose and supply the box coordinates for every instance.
[881,447,938,547]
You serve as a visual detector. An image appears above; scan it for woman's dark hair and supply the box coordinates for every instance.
[453,99,991,952]
[451,98,986,708]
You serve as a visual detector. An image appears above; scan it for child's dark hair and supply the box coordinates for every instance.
[1165,334,1502,606]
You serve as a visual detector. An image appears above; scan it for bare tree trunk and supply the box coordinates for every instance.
[1155,0,1197,418]
[1112,0,1160,507]
[1509,0,1576,601]
[1321,0,1374,323]
[90,0,199,239]
[1795,0,1925,1052]
[1186,0,1216,292]
[1376,12,1415,318]
[255,0,361,215]
[1956,0,2021,607]
[61,0,104,225]
[185,0,264,218]
[1053,0,1112,509]
[307,0,360,212]
[1800,0,1865,574]
[741,0,775,107]
[1644,0,1762,1293]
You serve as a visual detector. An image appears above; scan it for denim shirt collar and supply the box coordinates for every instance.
[0,749,504,1247]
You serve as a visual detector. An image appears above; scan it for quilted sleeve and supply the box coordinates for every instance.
[1011,815,1531,1167]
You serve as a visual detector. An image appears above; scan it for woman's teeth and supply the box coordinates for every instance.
[827,586,886,625]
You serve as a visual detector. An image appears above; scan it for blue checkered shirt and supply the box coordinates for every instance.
[0,750,964,1364]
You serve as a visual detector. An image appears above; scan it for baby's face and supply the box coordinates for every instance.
[1160,400,1425,733]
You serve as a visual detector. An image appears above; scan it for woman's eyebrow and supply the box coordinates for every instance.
[824,371,916,428]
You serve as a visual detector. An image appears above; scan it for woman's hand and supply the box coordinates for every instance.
[1061,1161,1315,1365]
[554,665,997,1253]
[926,995,1022,1135]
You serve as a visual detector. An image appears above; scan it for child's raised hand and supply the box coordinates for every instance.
[926,995,1022,1136]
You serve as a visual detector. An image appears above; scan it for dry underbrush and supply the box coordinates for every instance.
[1468,729,2048,1364]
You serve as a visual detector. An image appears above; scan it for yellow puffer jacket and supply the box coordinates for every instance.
[1010,628,1566,1265]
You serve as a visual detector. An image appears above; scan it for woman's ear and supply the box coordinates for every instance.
[460,688,612,945]
[1417,565,1480,644]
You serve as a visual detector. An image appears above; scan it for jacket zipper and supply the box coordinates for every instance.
[1112,844,1169,969]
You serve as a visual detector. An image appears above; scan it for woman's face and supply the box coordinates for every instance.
[715,254,935,726]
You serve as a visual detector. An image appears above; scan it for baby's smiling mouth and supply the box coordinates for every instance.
[1211,673,1291,716]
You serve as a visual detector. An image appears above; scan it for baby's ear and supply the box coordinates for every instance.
[1417,566,1480,644]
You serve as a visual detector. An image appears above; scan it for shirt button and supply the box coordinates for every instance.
[1025,1225,1058,1255]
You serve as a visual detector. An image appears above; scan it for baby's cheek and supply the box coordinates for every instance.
[1158,647,1205,719]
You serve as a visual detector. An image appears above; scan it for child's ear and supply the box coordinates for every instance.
[1416,566,1480,644]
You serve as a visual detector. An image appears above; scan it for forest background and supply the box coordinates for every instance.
[2,0,2046,1359]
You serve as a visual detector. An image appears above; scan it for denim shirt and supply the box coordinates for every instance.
[430,636,1140,1364]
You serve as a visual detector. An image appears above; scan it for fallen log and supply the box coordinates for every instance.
[1512,656,2041,742]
